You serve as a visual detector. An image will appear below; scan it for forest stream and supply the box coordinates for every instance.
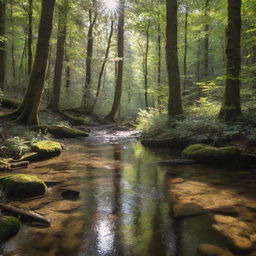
[1,127,255,256]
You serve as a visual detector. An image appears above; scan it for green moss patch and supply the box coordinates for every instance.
[31,140,62,158]
[0,216,20,242]
[0,174,47,200]
[182,144,240,163]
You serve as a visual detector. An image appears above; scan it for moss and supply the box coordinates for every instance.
[0,216,21,242]
[32,125,89,138]
[0,174,47,200]
[182,144,240,163]
[31,140,62,158]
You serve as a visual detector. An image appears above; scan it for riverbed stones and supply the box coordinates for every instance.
[198,244,234,256]
[171,178,185,184]
[31,140,62,158]
[61,190,80,200]
[0,216,21,242]
[173,202,205,218]
[182,144,240,163]
[0,174,47,199]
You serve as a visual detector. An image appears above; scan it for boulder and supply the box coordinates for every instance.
[0,174,47,200]
[31,140,62,158]
[32,125,89,138]
[198,244,234,256]
[182,144,240,163]
[173,203,205,218]
[61,111,92,125]
[0,216,20,242]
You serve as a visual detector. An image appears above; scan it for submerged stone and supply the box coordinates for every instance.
[31,140,62,158]
[0,216,20,242]
[198,244,234,256]
[182,144,240,163]
[173,203,205,218]
[0,174,47,200]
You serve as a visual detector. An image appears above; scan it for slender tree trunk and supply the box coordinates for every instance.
[105,0,125,121]
[0,0,5,90]
[92,19,114,112]
[81,2,97,111]
[157,22,161,108]
[166,0,183,117]
[219,0,242,121]
[65,50,71,88]
[183,5,188,92]
[10,1,16,79]
[0,0,56,125]
[144,23,149,109]
[48,0,68,111]
[204,0,209,80]
[28,0,33,74]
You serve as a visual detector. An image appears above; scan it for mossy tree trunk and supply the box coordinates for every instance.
[105,0,125,121]
[219,0,242,122]
[166,0,183,117]
[48,0,68,112]
[27,0,33,75]
[0,0,56,125]
[0,0,5,91]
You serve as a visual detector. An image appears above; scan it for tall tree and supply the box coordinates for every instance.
[0,0,56,124]
[105,0,125,121]
[27,0,33,74]
[166,0,183,117]
[48,0,69,111]
[143,22,149,109]
[81,0,97,112]
[183,5,188,92]
[157,21,162,108]
[204,0,210,80]
[0,0,5,90]
[219,0,242,121]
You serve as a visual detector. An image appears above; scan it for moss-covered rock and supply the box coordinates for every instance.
[61,111,93,125]
[32,125,89,138]
[0,174,47,199]
[182,144,240,163]
[0,216,20,242]
[31,140,62,158]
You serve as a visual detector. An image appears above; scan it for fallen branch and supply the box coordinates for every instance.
[0,203,50,227]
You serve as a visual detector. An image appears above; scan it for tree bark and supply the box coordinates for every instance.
[28,0,33,74]
[48,0,68,112]
[0,0,5,90]
[0,0,56,125]
[92,19,114,112]
[219,0,242,121]
[157,22,161,108]
[204,0,209,80]
[81,1,97,111]
[183,5,188,92]
[166,0,183,117]
[105,0,125,121]
[144,23,149,109]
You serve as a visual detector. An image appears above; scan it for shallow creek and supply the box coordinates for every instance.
[1,130,252,256]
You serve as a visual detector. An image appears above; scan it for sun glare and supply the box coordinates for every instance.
[104,0,118,11]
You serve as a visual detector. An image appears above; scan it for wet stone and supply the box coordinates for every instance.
[198,244,234,256]
[61,190,80,200]
[173,203,205,218]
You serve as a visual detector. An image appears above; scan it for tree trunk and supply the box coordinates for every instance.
[144,23,149,109]
[10,0,16,79]
[0,0,5,90]
[48,0,68,112]
[183,5,188,92]
[166,0,183,117]
[219,0,242,121]
[92,19,114,112]
[0,0,56,125]
[105,0,125,121]
[28,0,33,74]
[81,2,97,111]
[65,50,71,88]
[157,22,161,108]
[204,0,209,80]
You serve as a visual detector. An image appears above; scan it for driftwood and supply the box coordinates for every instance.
[0,203,50,227]
[157,159,198,165]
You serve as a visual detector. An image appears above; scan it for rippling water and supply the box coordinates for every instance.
[2,138,225,256]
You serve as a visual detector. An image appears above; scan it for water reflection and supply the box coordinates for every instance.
[3,142,225,256]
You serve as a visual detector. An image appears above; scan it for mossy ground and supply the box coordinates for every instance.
[0,174,47,199]
[0,216,21,242]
